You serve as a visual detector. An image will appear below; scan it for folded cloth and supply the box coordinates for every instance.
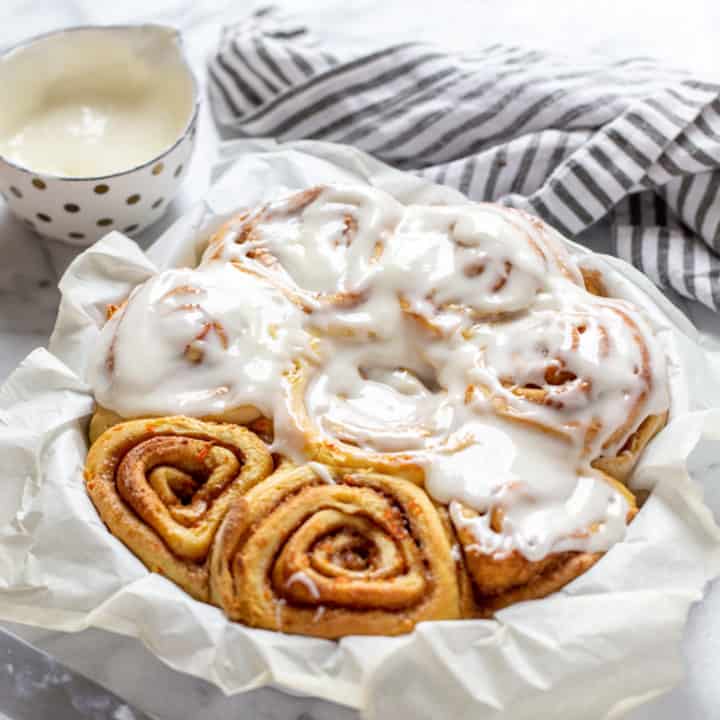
[208,6,720,311]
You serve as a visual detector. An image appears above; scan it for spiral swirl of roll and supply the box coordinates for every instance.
[85,417,273,601]
[209,465,462,638]
[393,204,584,335]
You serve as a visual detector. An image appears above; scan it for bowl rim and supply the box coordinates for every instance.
[0,23,201,182]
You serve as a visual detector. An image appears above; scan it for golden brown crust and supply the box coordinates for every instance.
[592,411,668,482]
[88,404,265,445]
[85,417,273,601]
[472,552,602,617]
[88,405,127,444]
[450,470,643,615]
[580,266,609,297]
[209,465,462,638]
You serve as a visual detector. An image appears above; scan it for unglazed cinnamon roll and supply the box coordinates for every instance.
[209,464,462,638]
[85,417,273,600]
[83,182,673,635]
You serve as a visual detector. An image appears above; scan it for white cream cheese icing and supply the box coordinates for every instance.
[285,571,320,599]
[0,27,194,177]
[88,263,315,420]
[88,184,670,562]
[0,92,186,177]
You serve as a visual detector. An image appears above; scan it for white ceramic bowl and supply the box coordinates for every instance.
[0,25,199,245]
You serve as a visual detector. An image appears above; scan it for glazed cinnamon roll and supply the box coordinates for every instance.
[431,281,667,611]
[449,477,637,616]
[85,417,273,601]
[463,293,664,449]
[389,204,584,335]
[202,185,403,311]
[284,359,457,484]
[209,464,462,638]
[86,261,318,442]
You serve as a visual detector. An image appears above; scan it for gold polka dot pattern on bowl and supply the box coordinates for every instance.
[0,119,195,244]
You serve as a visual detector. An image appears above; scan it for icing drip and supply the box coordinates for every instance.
[285,571,320,599]
[274,598,286,628]
[308,462,336,484]
[428,419,630,562]
[88,184,670,562]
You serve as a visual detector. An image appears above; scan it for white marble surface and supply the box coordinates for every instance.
[0,1,719,719]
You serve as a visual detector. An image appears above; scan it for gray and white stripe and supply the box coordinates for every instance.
[209,7,720,311]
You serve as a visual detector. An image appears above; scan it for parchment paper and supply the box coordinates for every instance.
[1,140,719,720]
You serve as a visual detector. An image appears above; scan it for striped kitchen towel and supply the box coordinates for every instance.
[208,6,720,311]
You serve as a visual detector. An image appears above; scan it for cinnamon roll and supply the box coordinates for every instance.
[83,183,672,633]
[202,185,403,311]
[427,285,667,611]
[449,477,637,616]
[284,358,458,484]
[85,417,273,601]
[462,291,664,449]
[389,204,584,335]
[209,464,462,638]
[87,261,318,441]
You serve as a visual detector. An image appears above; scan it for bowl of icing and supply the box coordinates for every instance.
[0,24,199,245]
